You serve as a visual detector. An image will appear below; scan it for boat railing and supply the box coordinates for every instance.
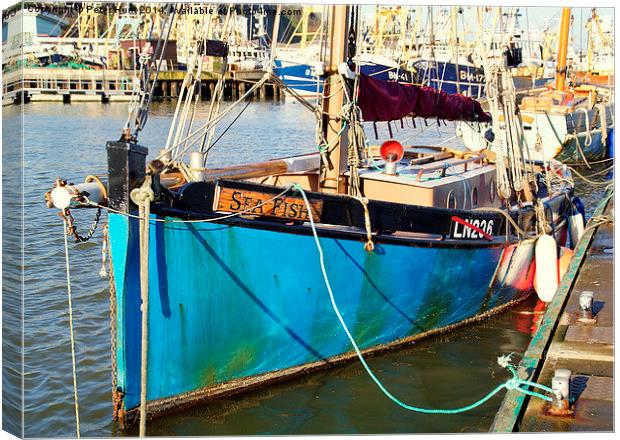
[2,67,135,96]
[412,154,486,181]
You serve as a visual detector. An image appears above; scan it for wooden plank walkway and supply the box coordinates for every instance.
[2,68,275,105]
[491,189,614,432]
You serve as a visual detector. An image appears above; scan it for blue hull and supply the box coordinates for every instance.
[274,59,550,98]
[412,60,485,97]
[358,63,414,84]
[412,61,551,97]
[556,130,608,163]
[272,61,324,95]
[273,60,414,96]
[109,213,532,415]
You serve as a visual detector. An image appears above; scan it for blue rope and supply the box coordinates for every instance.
[293,184,553,414]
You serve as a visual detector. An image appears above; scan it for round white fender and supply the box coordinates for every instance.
[568,212,585,249]
[535,233,559,302]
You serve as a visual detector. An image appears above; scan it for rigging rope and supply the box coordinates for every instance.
[339,73,366,198]
[583,214,614,234]
[62,220,81,438]
[570,156,613,167]
[568,164,614,186]
[571,132,592,169]
[134,7,175,137]
[351,196,374,251]
[165,67,335,165]
[473,207,528,238]
[269,73,319,112]
[576,107,593,147]
[481,64,512,200]
[125,5,176,141]
[129,178,155,438]
[168,74,271,160]
[594,103,608,147]
[205,99,253,155]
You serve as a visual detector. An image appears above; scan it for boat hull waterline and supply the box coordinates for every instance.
[108,209,549,422]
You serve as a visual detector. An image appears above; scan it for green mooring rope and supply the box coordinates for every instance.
[292,183,554,414]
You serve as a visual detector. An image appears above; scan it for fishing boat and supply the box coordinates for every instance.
[574,8,614,85]
[1,8,109,70]
[409,7,553,98]
[274,55,415,98]
[460,7,614,163]
[46,5,575,432]
[273,5,415,99]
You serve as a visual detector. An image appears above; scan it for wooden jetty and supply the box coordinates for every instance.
[2,68,283,106]
[492,189,614,432]
[3,68,134,105]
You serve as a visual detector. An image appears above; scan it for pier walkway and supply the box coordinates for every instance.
[2,68,281,106]
[492,190,614,432]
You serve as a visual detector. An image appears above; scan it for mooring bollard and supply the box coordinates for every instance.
[548,368,572,416]
[577,291,595,323]
[384,159,398,175]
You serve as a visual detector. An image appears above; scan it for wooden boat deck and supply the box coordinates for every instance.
[491,190,614,432]
[357,147,497,209]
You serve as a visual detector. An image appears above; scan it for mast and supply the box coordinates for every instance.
[450,6,460,94]
[399,7,407,60]
[555,7,571,91]
[450,6,458,62]
[301,8,309,49]
[428,6,435,55]
[319,5,350,194]
[586,11,593,73]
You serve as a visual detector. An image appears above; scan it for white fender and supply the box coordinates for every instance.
[568,212,585,249]
[535,234,559,302]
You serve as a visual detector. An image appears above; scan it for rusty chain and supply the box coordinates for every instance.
[59,207,102,243]
[104,223,126,426]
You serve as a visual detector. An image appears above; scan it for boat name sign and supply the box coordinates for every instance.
[459,70,485,83]
[214,185,323,221]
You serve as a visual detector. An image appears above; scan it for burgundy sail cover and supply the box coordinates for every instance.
[357,73,491,123]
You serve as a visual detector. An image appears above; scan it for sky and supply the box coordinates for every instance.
[359,5,613,51]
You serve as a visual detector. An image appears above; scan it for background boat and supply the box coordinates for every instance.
[459,7,614,163]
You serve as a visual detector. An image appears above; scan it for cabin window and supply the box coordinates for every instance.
[36,16,63,37]
[471,187,478,208]
[2,23,7,43]
[446,190,458,209]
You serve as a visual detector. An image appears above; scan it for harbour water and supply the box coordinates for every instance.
[3,100,610,437]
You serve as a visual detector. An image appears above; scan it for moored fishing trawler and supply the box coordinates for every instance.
[460,7,614,163]
[273,5,416,99]
[45,5,577,433]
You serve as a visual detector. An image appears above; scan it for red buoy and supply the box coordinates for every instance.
[380,140,404,163]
